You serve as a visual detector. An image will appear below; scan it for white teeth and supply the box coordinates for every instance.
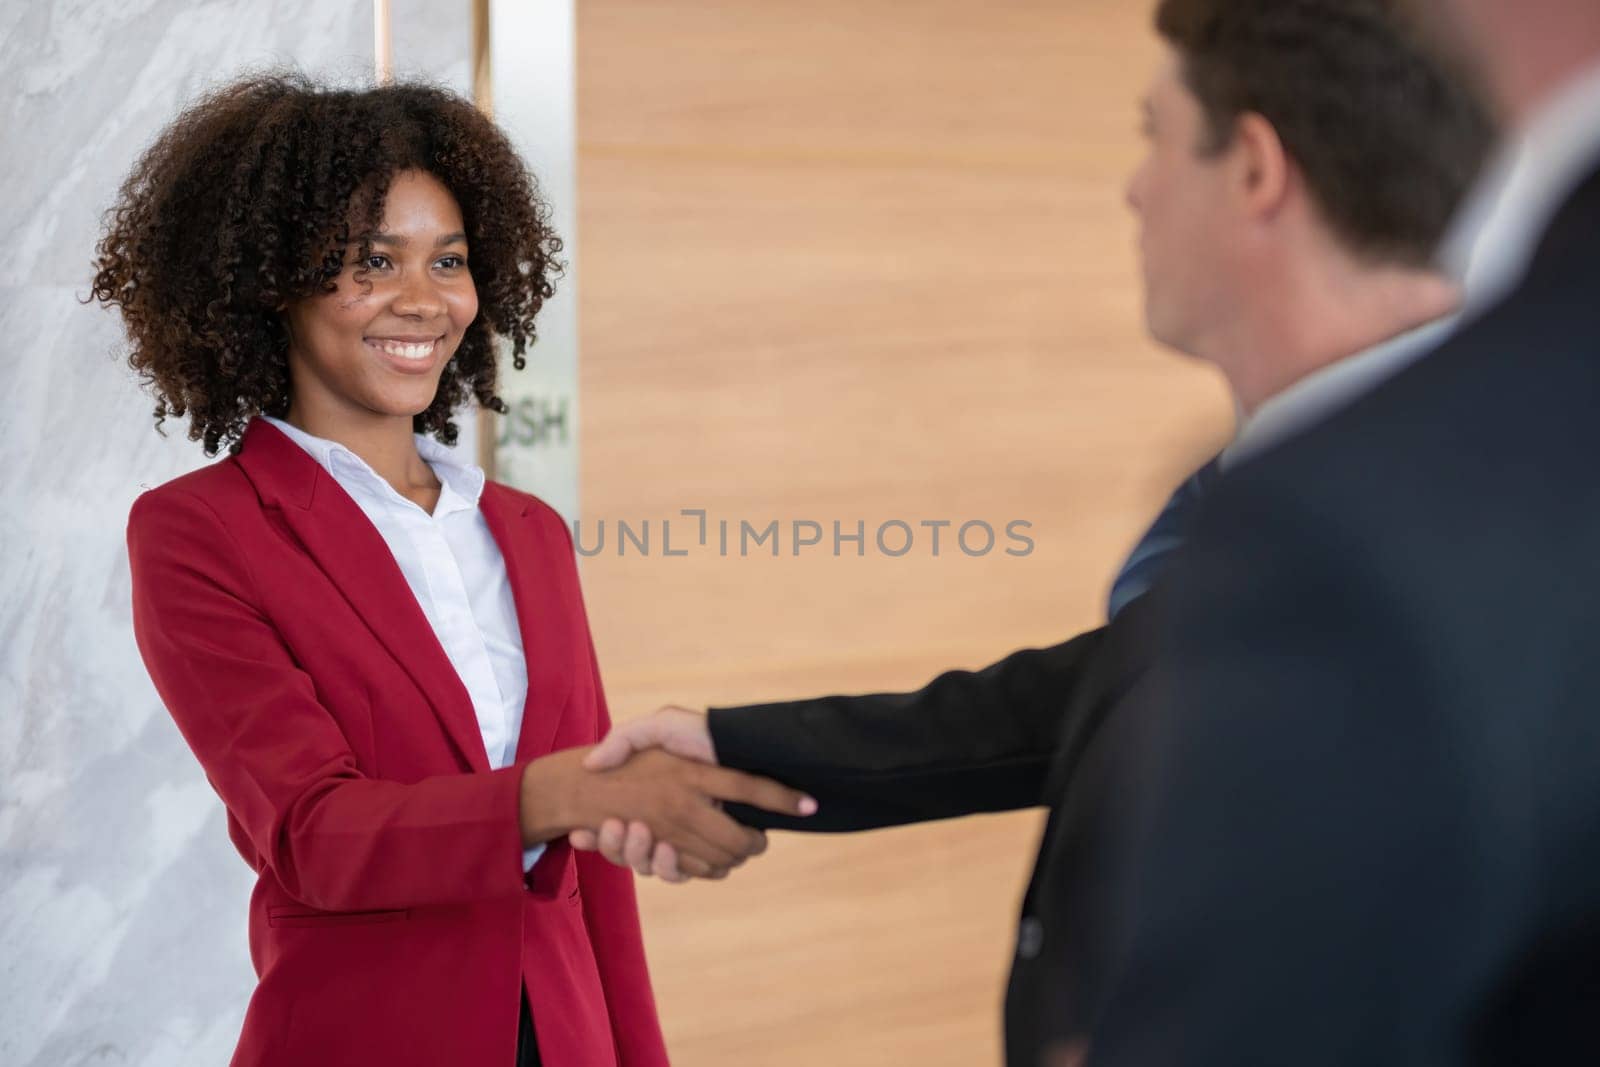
[372,340,435,360]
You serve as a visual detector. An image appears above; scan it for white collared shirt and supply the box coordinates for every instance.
[1220,316,1458,471]
[263,416,542,870]
[1441,58,1600,316]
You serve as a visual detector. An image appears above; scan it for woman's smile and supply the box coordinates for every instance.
[365,334,446,374]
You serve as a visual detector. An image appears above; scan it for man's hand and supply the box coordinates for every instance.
[569,706,816,882]
[583,705,719,770]
[521,742,812,879]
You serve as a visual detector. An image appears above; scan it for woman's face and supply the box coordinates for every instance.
[281,169,479,426]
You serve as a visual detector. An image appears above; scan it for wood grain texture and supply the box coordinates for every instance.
[576,1,1231,1061]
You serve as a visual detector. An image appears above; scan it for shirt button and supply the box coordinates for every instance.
[1017,916,1044,960]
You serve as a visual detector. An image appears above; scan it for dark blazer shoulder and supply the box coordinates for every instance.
[1221,158,1600,512]
[1209,211,1600,566]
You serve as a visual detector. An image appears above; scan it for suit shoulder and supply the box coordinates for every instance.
[1243,285,1600,521]
[125,458,262,599]
[128,457,255,529]
[484,481,574,545]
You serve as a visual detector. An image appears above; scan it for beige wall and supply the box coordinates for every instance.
[577,1,1231,1061]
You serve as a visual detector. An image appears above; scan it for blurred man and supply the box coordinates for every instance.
[1059,0,1600,1063]
[576,0,1502,1062]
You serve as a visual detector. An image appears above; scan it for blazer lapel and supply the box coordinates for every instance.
[235,419,492,773]
[478,482,576,763]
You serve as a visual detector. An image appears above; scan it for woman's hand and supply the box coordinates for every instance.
[520,746,812,878]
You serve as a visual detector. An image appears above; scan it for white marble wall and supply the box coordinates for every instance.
[487,0,580,518]
[0,2,575,1063]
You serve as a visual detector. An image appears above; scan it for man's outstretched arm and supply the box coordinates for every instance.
[705,629,1113,832]
[574,620,1148,878]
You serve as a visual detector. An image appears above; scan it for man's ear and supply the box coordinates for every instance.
[1230,111,1292,222]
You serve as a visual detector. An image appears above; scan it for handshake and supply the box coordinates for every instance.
[520,707,814,882]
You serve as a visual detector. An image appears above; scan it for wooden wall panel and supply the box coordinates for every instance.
[576,2,1231,1061]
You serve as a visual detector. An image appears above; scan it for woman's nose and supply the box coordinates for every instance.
[391,270,446,318]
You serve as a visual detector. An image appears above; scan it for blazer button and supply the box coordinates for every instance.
[1017,916,1044,960]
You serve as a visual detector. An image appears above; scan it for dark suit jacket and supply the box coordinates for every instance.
[1075,162,1600,1066]
[710,591,1165,1064]
[711,162,1600,1067]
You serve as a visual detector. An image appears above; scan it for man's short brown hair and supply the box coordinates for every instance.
[1156,0,1494,267]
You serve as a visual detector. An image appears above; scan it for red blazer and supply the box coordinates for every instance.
[126,418,669,1067]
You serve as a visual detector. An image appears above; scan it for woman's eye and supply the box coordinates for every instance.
[437,255,467,270]
[363,254,390,270]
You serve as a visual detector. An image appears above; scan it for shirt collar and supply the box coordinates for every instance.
[260,415,486,513]
[1219,316,1457,471]
[1440,58,1600,315]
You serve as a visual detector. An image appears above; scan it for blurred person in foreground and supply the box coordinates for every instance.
[570,1,1501,1062]
[1060,0,1600,1061]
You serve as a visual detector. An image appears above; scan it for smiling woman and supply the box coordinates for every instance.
[91,73,560,457]
[278,169,481,509]
[89,72,809,1067]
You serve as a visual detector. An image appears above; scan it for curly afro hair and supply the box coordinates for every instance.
[90,71,564,456]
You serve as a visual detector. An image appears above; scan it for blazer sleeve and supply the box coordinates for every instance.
[707,625,1111,832]
[127,487,531,913]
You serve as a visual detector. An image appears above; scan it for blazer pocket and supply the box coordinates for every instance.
[267,905,411,929]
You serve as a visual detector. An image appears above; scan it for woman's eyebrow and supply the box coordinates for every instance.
[361,231,469,247]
